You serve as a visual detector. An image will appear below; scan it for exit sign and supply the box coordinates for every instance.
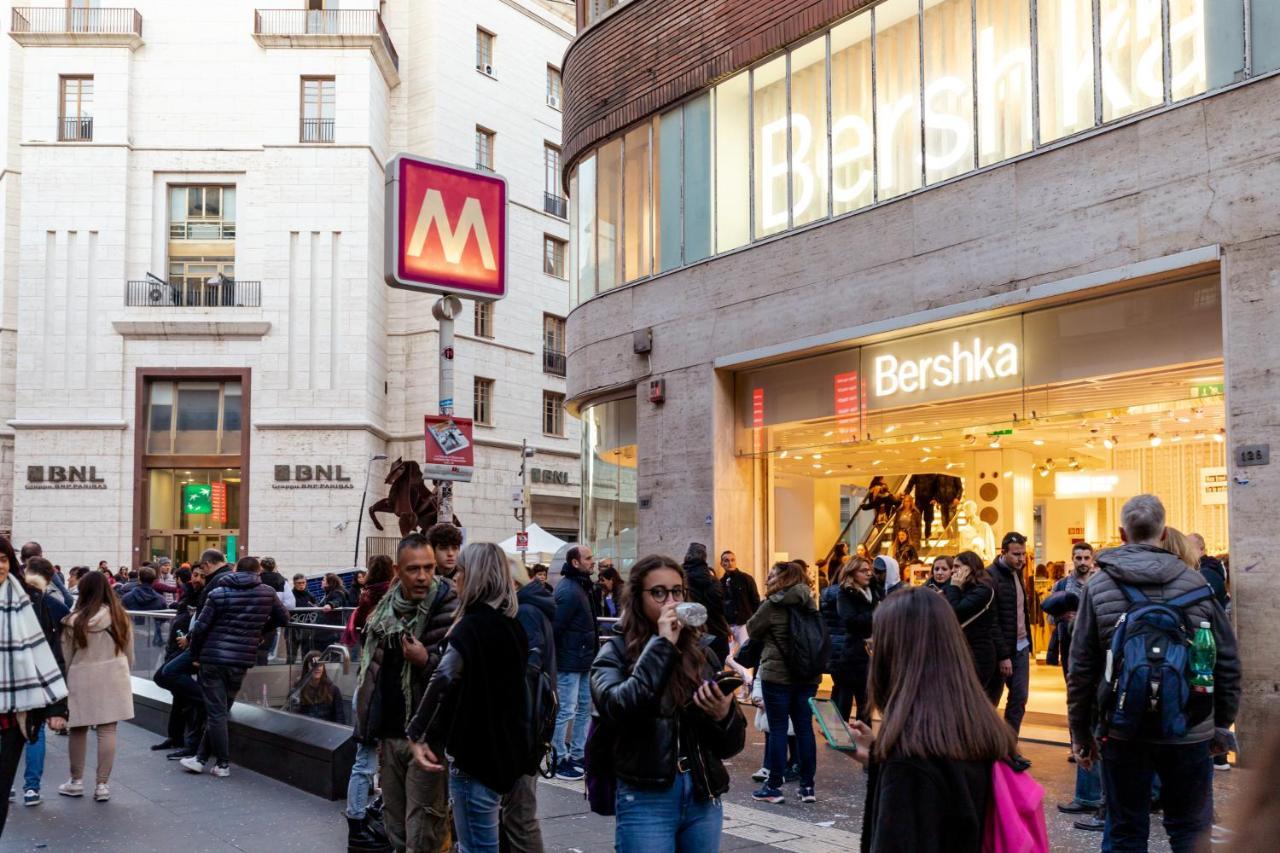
[1192,383,1224,398]
[988,428,1014,436]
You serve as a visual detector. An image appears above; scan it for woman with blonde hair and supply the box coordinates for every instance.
[59,571,133,802]
[406,542,529,852]
[1163,527,1198,568]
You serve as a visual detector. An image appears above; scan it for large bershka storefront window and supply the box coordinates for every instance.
[570,1,1268,306]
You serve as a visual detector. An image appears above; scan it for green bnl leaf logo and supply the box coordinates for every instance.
[183,484,212,514]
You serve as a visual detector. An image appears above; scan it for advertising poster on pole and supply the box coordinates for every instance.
[424,415,475,482]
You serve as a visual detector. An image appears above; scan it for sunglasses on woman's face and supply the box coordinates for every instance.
[643,585,686,603]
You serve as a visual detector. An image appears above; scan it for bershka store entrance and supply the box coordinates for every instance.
[735,274,1229,735]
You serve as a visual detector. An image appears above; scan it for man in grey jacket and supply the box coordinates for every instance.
[1067,494,1240,852]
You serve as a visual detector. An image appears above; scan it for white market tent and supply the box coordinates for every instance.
[498,523,569,565]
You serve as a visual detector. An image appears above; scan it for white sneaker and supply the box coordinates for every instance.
[56,779,84,798]
[210,764,230,778]
[179,756,205,774]
[93,784,109,802]
[751,766,769,782]
[1213,762,1232,771]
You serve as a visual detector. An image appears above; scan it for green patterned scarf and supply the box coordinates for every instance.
[358,578,440,721]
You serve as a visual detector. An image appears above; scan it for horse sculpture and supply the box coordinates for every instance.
[367,458,461,535]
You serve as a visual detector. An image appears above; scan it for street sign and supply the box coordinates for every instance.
[385,154,507,301]
[516,530,529,550]
[424,415,475,482]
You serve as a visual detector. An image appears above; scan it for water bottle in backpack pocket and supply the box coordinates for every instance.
[1098,583,1215,740]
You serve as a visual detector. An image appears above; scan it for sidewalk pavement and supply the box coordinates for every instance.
[0,720,1245,852]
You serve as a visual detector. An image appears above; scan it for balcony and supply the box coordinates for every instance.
[126,279,261,308]
[300,117,334,143]
[169,221,236,241]
[543,348,567,377]
[543,192,567,219]
[58,115,92,142]
[253,9,399,87]
[9,7,143,49]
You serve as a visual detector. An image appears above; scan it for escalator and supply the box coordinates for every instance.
[823,473,966,571]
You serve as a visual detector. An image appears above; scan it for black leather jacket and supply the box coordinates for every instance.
[590,633,746,800]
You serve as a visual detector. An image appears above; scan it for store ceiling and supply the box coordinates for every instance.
[765,361,1226,479]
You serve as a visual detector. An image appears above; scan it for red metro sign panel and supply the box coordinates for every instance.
[385,154,507,300]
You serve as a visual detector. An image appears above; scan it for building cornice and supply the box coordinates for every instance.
[8,420,127,430]
[254,420,579,459]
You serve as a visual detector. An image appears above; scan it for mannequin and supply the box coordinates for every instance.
[957,499,996,563]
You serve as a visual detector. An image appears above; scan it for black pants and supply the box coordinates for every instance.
[197,664,247,766]
[0,724,26,835]
[830,662,870,724]
[1101,738,1212,852]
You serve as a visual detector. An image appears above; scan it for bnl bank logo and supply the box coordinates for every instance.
[385,154,507,301]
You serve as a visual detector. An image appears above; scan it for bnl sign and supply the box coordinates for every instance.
[385,154,507,301]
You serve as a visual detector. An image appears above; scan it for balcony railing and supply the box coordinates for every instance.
[169,221,236,240]
[254,9,398,71]
[543,192,568,219]
[543,348,567,377]
[126,280,261,308]
[300,117,335,143]
[11,6,141,36]
[58,115,92,142]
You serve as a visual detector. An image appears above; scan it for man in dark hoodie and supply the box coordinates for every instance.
[501,577,557,852]
[181,555,289,778]
[551,545,596,780]
[121,567,169,612]
[1068,495,1240,852]
[987,531,1033,765]
[683,542,732,665]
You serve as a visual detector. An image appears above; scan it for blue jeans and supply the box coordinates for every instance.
[448,764,503,853]
[21,726,45,793]
[761,680,817,788]
[1101,739,1212,852]
[346,691,377,821]
[553,671,591,764]
[615,773,723,853]
[1075,758,1103,808]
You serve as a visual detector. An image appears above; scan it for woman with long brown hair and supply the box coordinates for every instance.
[945,550,1003,704]
[851,586,1019,851]
[58,571,133,802]
[746,560,822,804]
[836,557,880,724]
[590,554,746,851]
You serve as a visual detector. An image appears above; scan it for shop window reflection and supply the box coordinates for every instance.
[923,0,976,183]
[1038,0,1096,142]
[582,397,638,573]
[623,124,652,282]
[875,0,923,199]
[831,15,874,213]
[790,37,829,227]
[753,56,789,239]
[976,0,1032,165]
[1100,0,1164,121]
[596,139,622,293]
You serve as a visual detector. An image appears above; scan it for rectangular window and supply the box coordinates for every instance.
[474,377,494,426]
[300,76,335,142]
[544,236,567,278]
[544,144,565,216]
[1100,0,1164,121]
[474,302,493,338]
[1172,0,1241,96]
[923,0,975,183]
[596,138,622,293]
[146,380,242,455]
[576,153,597,302]
[976,0,1033,166]
[790,38,829,227]
[543,391,566,437]
[682,93,713,263]
[475,127,495,171]
[59,75,93,141]
[831,15,874,213]
[874,0,923,199]
[547,65,563,108]
[1254,0,1280,75]
[476,28,494,74]
[752,56,789,239]
[1038,0,1096,142]
[622,123,652,281]
[656,106,681,272]
[169,186,236,240]
[543,314,566,376]
[714,72,750,253]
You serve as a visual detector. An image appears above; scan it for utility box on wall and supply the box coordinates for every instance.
[648,378,665,403]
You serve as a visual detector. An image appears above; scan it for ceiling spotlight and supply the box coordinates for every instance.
[1003,471,1013,478]
[1032,439,1045,447]
[794,454,805,460]
[1149,433,1162,447]
[872,459,882,466]
[823,430,834,438]
[812,463,822,469]
[1102,436,1117,450]
[945,462,959,470]
[1213,429,1225,443]
[1085,438,1096,449]
[1193,431,1206,441]
[813,453,822,460]
[1171,434,1182,443]
[885,424,897,434]
[1068,458,1080,470]
[1177,416,1191,424]
[922,446,932,453]
[1046,459,1056,471]
[1038,466,1049,478]
[779,449,789,459]
[964,434,977,446]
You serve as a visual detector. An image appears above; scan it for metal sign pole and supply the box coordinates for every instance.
[432,296,463,522]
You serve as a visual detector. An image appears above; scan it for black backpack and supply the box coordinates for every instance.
[522,616,560,778]
[786,604,830,682]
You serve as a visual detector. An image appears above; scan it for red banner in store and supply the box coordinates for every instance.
[834,370,860,437]
[752,388,765,452]
[210,481,227,525]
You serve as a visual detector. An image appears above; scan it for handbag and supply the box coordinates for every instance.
[733,637,763,670]
[982,758,1050,853]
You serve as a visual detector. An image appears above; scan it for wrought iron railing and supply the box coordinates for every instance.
[58,115,92,141]
[300,117,335,143]
[543,191,567,219]
[543,348,567,377]
[10,6,141,36]
[253,9,398,70]
[126,279,261,308]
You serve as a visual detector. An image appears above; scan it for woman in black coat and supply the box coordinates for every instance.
[944,551,1002,704]
[835,557,880,724]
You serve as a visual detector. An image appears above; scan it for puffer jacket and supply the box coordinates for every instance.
[1067,544,1241,748]
[189,571,290,668]
[517,580,557,681]
[745,582,820,685]
[988,557,1034,660]
[836,583,879,672]
[819,584,847,674]
[590,632,746,799]
[553,563,598,673]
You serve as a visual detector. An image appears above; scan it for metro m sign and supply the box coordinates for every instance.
[385,154,507,300]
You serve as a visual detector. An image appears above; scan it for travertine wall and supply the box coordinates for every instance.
[567,74,1280,749]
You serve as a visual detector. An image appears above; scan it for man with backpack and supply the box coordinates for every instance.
[1067,494,1241,852]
